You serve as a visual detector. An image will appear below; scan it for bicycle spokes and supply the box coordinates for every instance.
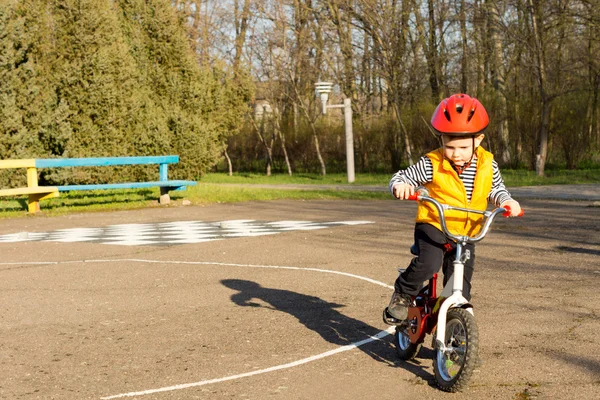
[433,308,479,392]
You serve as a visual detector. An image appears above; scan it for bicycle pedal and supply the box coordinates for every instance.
[382,308,406,326]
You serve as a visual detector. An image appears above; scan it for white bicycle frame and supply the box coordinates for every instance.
[412,188,509,353]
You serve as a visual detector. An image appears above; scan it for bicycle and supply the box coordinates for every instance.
[389,187,524,392]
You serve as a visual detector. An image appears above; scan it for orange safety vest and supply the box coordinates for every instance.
[415,146,494,237]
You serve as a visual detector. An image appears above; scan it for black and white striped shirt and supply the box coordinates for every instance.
[389,154,513,206]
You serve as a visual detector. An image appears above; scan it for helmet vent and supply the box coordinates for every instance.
[443,108,451,122]
[455,104,463,113]
[467,108,476,122]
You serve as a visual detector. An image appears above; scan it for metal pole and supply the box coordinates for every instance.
[344,98,355,183]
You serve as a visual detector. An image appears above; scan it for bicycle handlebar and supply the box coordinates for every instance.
[407,187,524,244]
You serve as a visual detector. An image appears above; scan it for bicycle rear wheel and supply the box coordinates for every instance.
[394,325,422,360]
[433,308,479,392]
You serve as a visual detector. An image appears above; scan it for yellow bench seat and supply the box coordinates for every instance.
[0,186,59,197]
[0,186,59,213]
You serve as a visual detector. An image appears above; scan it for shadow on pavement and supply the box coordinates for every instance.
[550,352,600,376]
[221,279,439,387]
[555,246,600,256]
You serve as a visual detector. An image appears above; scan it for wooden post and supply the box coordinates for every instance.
[159,163,170,204]
[159,163,169,181]
[26,167,40,213]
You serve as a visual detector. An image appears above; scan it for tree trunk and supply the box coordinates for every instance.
[249,114,274,176]
[265,149,273,176]
[326,1,356,101]
[427,0,440,101]
[280,136,292,176]
[512,0,527,166]
[273,112,293,176]
[473,0,487,97]
[363,32,372,114]
[224,149,233,176]
[313,129,326,176]
[289,72,327,175]
[233,0,251,74]
[527,0,551,177]
[536,102,551,176]
[459,0,468,94]
[199,0,211,63]
[392,100,414,166]
[587,16,597,148]
[591,75,600,150]
[488,0,511,164]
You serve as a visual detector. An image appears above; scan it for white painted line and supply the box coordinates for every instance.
[0,259,393,289]
[0,258,395,398]
[0,261,60,265]
[100,327,396,399]
[79,259,395,290]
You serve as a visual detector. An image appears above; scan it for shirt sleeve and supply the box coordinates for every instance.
[389,156,433,195]
[488,160,513,206]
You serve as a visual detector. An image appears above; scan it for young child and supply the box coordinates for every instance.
[383,93,522,324]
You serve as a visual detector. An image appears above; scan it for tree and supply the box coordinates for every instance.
[0,0,52,187]
[488,0,511,165]
[527,0,552,176]
[348,0,415,168]
[167,0,600,175]
[0,0,249,187]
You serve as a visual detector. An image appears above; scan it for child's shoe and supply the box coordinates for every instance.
[382,292,412,324]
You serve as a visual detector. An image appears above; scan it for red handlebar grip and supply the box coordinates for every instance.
[407,193,419,201]
[503,205,525,217]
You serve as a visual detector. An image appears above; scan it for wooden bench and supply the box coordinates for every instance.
[0,155,196,213]
[0,186,60,213]
[0,159,60,213]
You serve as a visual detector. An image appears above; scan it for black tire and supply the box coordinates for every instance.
[394,325,422,360]
[433,308,479,392]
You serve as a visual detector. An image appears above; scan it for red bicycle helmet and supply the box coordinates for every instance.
[431,94,489,135]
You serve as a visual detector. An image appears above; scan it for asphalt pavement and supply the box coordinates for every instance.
[1,197,599,399]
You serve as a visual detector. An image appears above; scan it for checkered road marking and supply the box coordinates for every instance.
[0,219,373,246]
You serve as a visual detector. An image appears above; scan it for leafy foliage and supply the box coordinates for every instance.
[0,0,250,187]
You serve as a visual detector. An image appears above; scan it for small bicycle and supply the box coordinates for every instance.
[392,187,523,392]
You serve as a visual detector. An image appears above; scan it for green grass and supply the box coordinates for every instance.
[199,172,387,185]
[0,169,597,219]
[0,183,389,219]
[202,170,600,187]
[501,169,600,186]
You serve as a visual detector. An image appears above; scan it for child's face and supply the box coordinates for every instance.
[441,134,484,166]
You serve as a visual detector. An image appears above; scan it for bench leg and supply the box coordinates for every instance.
[26,191,59,213]
[159,187,171,205]
[27,195,41,214]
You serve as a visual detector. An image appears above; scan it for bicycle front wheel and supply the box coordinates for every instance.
[433,308,479,392]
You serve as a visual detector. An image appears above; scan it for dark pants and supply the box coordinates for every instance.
[394,223,476,300]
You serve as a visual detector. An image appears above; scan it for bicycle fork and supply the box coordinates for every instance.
[435,242,473,352]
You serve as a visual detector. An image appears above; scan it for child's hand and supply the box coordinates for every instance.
[392,183,415,200]
[501,200,522,217]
